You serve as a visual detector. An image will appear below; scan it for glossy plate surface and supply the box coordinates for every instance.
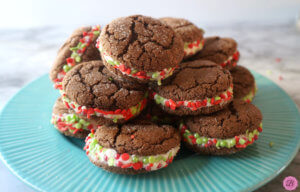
[0,72,299,192]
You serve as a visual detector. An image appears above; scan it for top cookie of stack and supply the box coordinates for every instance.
[97,15,184,85]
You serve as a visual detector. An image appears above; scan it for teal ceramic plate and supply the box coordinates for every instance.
[0,72,300,192]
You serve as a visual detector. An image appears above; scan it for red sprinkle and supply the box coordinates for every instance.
[91,129,95,134]
[132,162,143,170]
[131,135,135,139]
[258,127,263,132]
[121,153,130,161]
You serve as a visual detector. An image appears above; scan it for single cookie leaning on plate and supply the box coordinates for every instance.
[61,60,148,124]
[84,122,181,174]
[151,60,233,116]
[180,100,263,155]
[160,17,204,60]
[230,66,257,103]
[97,15,184,85]
[192,36,240,70]
[50,26,101,89]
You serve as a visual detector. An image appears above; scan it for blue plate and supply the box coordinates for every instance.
[0,72,300,192]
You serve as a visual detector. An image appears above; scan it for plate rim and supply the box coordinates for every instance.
[0,72,299,192]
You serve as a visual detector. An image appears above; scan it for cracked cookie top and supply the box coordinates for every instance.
[62,60,146,110]
[160,17,204,43]
[184,100,263,139]
[50,26,101,82]
[230,66,255,99]
[151,60,232,101]
[193,36,237,63]
[94,122,180,156]
[98,15,184,72]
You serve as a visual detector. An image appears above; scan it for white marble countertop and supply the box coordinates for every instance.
[0,23,299,192]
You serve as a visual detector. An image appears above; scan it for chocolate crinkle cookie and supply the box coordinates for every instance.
[151,59,233,116]
[84,122,181,174]
[180,100,263,155]
[97,15,184,85]
[160,17,204,59]
[50,26,102,89]
[61,60,148,124]
[192,36,240,70]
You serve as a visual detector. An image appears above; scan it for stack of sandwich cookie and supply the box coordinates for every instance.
[97,15,184,85]
[160,17,205,59]
[50,25,101,89]
[84,122,180,174]
[48,15,263,175]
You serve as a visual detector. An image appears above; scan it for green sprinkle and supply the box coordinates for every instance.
[248,132,254,140]
[70,47,78,51]
[207,98,211,103]
[156,156,162,162]
[203,137,208,144]
[269,141,274,147]
[184,43,188,49]
[75,123,82,129]
[132,156,139,163]
[114,60,120,65]
[253,129,259,135]
[66,116,72,122]
[230,139,236,146]
[157,79,162,86]
[168,152,173,159]
[239,138,246,145]
[131,107,137,115]
[93,30,100,35]
[131,69,138,74]
[194,133,200,138]
[196,138,202,144]
[79,119,86,125]
[142,157,149,164]
[108,77,113,81]
[152,72,159,78]
[107,60,115,66]
[108,158,114,166]
[215,96,221,100]
[149,156,155,164]
[63,65,71,72]
[183,133,189,139]
[216,140,220,148]
[220,140,227,147]
[113,118,118,123]
[75,56,81,62]
[163,157,167,162]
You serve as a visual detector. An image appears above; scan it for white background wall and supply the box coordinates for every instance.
[1,0,300,28]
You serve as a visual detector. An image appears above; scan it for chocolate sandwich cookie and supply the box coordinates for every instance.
[193,36,240,70]
[180,100,263,155]
[51,97,92,138]
[84,122,181,174]
[151,60,233,116]
[61,60,148,124]
[230,66,256,103]
[50,25,101,89]
[160,17,204,59]
[97,15,184,85]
